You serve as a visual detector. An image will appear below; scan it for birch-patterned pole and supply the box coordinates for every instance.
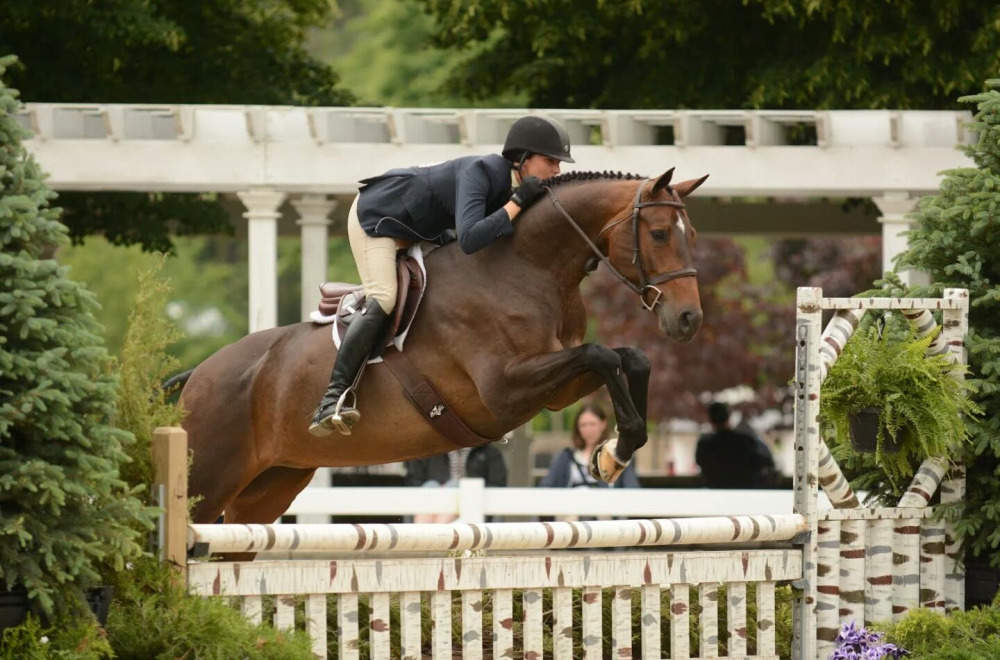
[865,518,894,623]
[793,287,822,660]
[493,589,514,660]
[461,590,484,660]
[892,518,921,621]
[727,582,748,658]
[815,311,864,509]
[838,519,866,627]
[898,295,960,505]
[400,592,421,660]
[941,473,966,613]
[188,515,808,555]
[897,458,949,507]
[640,585,660,660]
[818,308,865,383]
[670,585,690,659]
[941,288,969,612]
[815,519,840,657]
[756,582,777,657]
[818,442,861,509]
[553,587,574,659]
[920,520,947,613]
[612,587,632,659]
[698,583,719,658]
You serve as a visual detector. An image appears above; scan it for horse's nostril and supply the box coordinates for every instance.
[680,310,702,333]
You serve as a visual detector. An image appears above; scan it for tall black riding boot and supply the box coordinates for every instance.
[309,298,391,437]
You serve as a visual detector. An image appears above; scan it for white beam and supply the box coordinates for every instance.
[19,105,974,198]
[237,189,286,332]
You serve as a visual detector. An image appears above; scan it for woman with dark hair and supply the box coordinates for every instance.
[540,404,640,489]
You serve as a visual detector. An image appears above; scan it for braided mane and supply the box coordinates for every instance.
[542,170,645,187]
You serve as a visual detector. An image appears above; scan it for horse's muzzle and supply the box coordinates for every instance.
[659,306,702,342]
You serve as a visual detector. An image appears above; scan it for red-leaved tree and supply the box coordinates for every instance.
[584,236,881,422]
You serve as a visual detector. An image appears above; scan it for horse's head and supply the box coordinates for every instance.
[605,169,708,342]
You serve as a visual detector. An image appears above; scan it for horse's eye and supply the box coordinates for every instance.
[650,229,669,242]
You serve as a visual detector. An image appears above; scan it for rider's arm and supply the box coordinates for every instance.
[455,161,515,254]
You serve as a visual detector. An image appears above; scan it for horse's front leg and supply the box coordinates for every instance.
[541,347,652,483]
[482,343,649,484]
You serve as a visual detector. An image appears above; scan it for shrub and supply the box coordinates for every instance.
[877,601,1000,659]
[0,54,152,616]
[894,78,1000,565]
[105,557,313,660]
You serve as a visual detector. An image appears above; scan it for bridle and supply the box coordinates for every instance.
[544,178,698,311]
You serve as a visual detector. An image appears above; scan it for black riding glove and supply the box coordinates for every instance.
[510,176,546,209]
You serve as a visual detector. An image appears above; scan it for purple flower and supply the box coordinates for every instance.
[830,621,908,659]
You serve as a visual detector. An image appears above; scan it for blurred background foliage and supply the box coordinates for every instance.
[6,0,994,418]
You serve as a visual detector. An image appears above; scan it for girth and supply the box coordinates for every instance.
[381,349,500,449]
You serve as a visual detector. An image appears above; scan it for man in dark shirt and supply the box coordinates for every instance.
[695,402,776,488]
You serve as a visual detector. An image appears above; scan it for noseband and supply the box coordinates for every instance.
[544,179,698,311]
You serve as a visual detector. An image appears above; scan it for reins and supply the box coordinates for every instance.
[544,179,698,311]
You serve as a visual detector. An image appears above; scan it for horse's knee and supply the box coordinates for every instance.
[581,343,622,374]
[617,347,651,378]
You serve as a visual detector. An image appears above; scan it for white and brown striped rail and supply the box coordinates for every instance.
[188,514,808,555]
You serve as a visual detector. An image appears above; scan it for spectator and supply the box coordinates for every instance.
[540,404,640,489]
[404,445,507,523]
[695,401,776,488]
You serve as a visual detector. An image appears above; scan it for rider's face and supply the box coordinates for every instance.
[521,154,562,181]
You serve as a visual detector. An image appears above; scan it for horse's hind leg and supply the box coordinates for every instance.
[211,467,317,562]
[225,466,318,525]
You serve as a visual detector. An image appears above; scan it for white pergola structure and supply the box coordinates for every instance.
[19,104,973,333]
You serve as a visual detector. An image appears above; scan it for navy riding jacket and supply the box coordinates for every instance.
[356,154,515,253]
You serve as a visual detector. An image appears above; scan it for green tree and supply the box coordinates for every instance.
[897,79,1000,566]
[0,1,354,251]
[309,0,523,107]
[0,57,152,615]
[418,0,1000,109]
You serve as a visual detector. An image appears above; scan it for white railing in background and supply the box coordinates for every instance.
[283,480,835,523]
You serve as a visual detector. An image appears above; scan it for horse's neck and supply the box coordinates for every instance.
[513,181,631,291]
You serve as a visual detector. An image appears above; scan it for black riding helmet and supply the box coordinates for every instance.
[502,116,575,164]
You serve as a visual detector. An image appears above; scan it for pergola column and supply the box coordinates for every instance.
[873,192,926,286]
[237,189,286,333]
[290,195,338,321]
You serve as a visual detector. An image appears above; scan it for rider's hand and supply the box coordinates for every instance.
[510,176,546,209]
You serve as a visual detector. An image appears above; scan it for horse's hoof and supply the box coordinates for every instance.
[589,438,628,484]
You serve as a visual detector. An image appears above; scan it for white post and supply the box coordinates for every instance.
[237,189,286,333]
[290,194,338,321]
[873,192,924,285]
[793,286,822,660]
[457,477,485,523]
[297,469,332,524]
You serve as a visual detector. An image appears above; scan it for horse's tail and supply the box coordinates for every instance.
[162,368,194,394]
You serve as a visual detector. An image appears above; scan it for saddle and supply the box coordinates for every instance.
[312,248,499,449]
[316,254,425,356]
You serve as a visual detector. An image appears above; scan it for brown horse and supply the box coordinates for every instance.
[180,169,706,525]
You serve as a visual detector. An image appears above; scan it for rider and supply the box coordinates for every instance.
[309,115,575,437]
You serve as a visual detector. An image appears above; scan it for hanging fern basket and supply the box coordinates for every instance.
[848,407,902,454]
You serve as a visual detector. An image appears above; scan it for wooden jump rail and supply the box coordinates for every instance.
[188,514,809,555]
[156,286,970,660]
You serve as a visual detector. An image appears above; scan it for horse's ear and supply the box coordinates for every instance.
[651,168,675,193]
[673,174,709,198]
